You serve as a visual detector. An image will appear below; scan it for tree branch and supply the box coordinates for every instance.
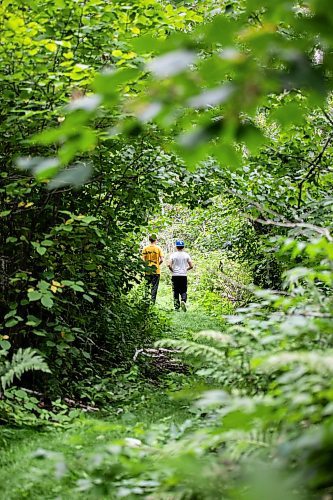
[248,216,332,242]
[297,132,333,208]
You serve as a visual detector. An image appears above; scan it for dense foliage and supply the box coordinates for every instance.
[0,0,207,397]
[1,0,333,498]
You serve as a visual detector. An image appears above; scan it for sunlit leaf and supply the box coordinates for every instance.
[47,162,92,190]
[68,95,101,112]
[188,84,235,109]
[146,50,196,78]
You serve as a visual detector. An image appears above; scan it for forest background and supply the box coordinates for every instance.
[1,0,333,498]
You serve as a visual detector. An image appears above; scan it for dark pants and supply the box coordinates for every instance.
[146,274,160,303]
[172,276,187,310]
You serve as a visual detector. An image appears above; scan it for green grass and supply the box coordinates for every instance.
[0,288,227,499]
[0,386,194,499]
[156,281,226,339]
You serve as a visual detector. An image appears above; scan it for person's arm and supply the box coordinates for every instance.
[159,248,164,265]
[168,257,173,272]
[187,257,193,271]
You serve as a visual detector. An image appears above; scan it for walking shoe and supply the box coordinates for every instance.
[180,300,187,312]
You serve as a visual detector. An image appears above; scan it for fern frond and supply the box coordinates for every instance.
[223,428,280,462]
[260,351,333,374]
[156,339,226,363]
[194,330,236,345]
[227,325,261,340]
[1,348,51,390]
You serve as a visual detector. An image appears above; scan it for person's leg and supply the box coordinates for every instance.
[180,276,187,302]
[179,276,187,311]
[151,274,160,303]
[172,276,180,310]
[145,275,152,302]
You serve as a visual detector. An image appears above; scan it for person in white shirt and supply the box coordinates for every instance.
[168,239,193,311]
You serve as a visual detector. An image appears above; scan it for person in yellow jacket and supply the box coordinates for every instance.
[142,234,164,303]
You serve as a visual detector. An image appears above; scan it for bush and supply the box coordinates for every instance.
[191,251,253,315]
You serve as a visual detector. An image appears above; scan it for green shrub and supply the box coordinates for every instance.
[191,251,253,315]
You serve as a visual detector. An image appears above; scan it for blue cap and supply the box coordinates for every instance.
[176,239,185,247]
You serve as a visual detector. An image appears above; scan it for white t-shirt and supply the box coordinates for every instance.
[170,251,191,276]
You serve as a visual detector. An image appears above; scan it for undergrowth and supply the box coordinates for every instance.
[0,299,220,499]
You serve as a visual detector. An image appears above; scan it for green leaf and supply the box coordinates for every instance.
[4,310,17,320]
[38,280,49,291]
[130,34,160,53]
[47,162,92,189]
[68,94,101,112]
[270,101,307,126]
[32,329,47,337]
[5,318,19,328]
[26,315,42,327]
[203,15,236,45]
[214,143,242,169]
[0,340,11,351]
[93,68,140,101]
[79,215,97,224]
[61,225,73,232]
[41,295,54,308]
[83,294,93,303]
[188,84,235,109]
[28,290,42,302]
[37,246,47,256]
[236,123,267,154]
[84,263,96,270]
[146,50,196,78]
[33,158,60,181]
[13,389,28,399]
